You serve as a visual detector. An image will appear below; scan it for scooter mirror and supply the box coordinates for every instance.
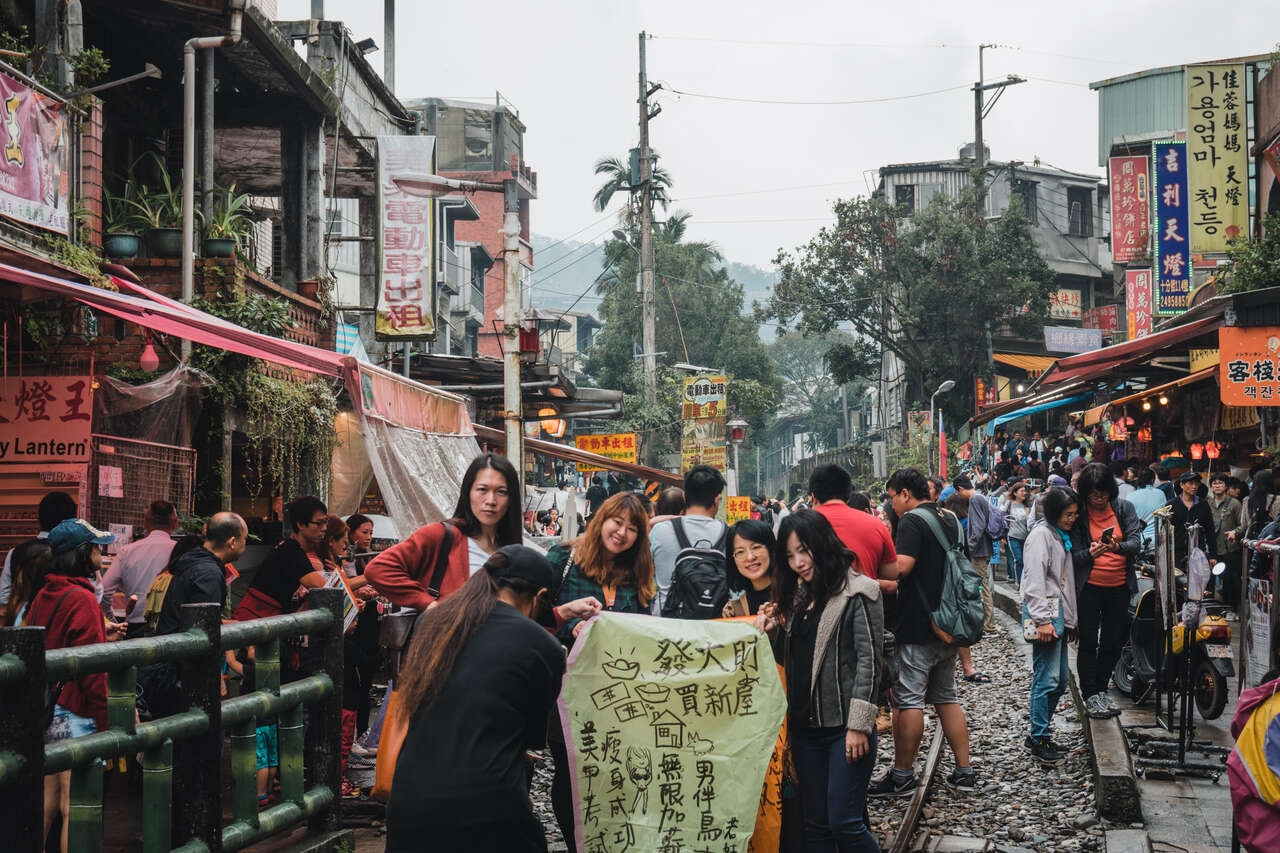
[1211,561,1227,576]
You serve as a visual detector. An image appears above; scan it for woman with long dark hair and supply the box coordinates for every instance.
[1247,470,1280,538]
[386,546,574,852]
[757,510,883,853]
[723,518,776,617]
[1001,481,1036,585]
[3,538,51,626]
[367,452,525,610]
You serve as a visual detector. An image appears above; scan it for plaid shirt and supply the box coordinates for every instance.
[549,544,647,644]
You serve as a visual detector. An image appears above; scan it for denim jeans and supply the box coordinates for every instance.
[1030,635,1069,738]
[1008,538,1025,584]
[790,726,881,853]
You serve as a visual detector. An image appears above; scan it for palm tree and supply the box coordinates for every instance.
[592,154,674,214]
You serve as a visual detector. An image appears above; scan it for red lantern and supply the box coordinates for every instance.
[1190,443,1204,460]
[1205,441,1222,459]
[1138,426,1152,442]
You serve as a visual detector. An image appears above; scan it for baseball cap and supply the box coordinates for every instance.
[47,518,115,555]
[1047,475,1069,486]
[1178,470,1202,484]
[488,545,554,591]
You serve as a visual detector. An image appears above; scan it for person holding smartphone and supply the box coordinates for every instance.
[1069,464,1143,720]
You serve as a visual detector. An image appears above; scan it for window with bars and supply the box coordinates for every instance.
[1068,186,1093,237]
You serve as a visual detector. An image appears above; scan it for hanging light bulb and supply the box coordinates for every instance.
[140,331,160,372]
[1159,395,1169,406]
[1142,400,1152,411]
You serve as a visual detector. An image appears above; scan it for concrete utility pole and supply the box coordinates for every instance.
[502,179,523,478]
[971,44,1024,200]
[637,32,657,408]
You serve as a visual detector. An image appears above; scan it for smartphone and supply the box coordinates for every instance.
[1101,527,1115,544]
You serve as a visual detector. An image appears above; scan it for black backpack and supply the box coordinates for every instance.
[660,518,730,620]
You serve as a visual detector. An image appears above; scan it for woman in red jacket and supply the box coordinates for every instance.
[28,519,124,853]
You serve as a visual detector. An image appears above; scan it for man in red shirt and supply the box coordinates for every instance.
[809,464,897,591]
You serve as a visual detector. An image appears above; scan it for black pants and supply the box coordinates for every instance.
[387,812,547,853]
[1076,582,1130,697]
[548,727,576,853]
[1214,550,1243,609]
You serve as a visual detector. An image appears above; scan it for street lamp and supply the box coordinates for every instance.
[727,417,748,497]
[929,379,956,475]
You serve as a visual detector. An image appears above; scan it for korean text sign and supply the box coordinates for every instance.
[575,433,638,473]
[0,376,91,463]
[376,135,437,340]
[0,72,69,234]
[1220,327,1280,406]
[1154,141,1192,316]
[559,613,785,853]
[1186,64,1248,253]
[1109,155,1150,264]
[1125,269,1153,340]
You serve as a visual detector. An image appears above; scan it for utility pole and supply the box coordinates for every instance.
[637,32,657,409]
[502,179,523,481]
[971,44,1024,200]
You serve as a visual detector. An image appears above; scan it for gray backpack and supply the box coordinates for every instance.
[906,508,986,647]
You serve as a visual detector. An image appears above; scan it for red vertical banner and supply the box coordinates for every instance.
[1125,269,1153,340]
[1109,155,1151,264]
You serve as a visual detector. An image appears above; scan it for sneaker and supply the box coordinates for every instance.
[868,771,917,798]
[1025,736,1065,764]
[946,768,978,791]
[1084,693,1112,719]
[1101,693,1121,715]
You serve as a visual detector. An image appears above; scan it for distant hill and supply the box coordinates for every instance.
[529,233,779,338]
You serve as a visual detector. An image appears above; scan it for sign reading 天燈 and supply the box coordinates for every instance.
[376,135,437,340]
[559,613,785,853]
[1186,64,1248,253]
[1109,155,1150,264]
[1154,141,1191,316]
[0,376,92,463]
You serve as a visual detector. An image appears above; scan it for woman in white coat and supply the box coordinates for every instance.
[1020,486,1080,765]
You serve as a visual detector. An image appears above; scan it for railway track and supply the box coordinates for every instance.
[875,717,946,853]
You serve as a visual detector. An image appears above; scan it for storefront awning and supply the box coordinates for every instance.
[993,353,1056,374]
[1031,317,1220,390]
[984,394,1091,435]
[1096,366,1218,410]
[473,424,682,486]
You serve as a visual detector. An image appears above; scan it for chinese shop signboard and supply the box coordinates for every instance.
[974,376,998,415]
[682,375,728,473]
[1126,269,1154,340]
[1049,288,1082,321]
[0,72,70,234]
[376,135,437,340]
[726,496,751,524]
[1082,305,1120,334]
[1109,155,1151,263]
[1044,326,1103,355]
[574,433,638,473]
[0,376,92,463]
[1187,64,1248,253]
[559,613,785,853]
[1154,141,1192,316]
[1221,327,1280,406]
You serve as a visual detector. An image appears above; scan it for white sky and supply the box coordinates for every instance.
[281,0,1280,271]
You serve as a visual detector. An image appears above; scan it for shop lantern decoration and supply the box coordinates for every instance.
[140,331,160,372]
[518,321,540,364]
[1142,399,1152,411]
[1205,441,1222,459]
[539,407,567,439]
[1190,443,1204,460]
[1138,425,1153,442]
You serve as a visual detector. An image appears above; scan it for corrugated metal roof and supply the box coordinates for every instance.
[1094,69,1186,166]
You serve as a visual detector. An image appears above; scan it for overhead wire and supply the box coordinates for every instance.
[664,82,972,106]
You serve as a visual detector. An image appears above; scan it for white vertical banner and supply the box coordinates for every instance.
[376,135,437,340]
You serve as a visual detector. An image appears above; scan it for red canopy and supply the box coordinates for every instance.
[1031,317,1220,390]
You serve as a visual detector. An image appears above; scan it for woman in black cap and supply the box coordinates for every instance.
[386,546,599,852]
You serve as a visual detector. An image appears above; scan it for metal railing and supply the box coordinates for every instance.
[0,589,346,852]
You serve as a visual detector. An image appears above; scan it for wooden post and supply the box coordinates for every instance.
[171,603,222,851]
[0,627,47,852]
[303,588,343,832]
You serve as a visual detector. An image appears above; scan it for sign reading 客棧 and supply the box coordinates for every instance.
[1186,64,1249,253]
[376,135,437,340]
[575,433,638,473]
[1126,269,1153,340]
[0,376,92,463]
[559,613,785,853]
[1044,326,1103,355]
[1154,141,1192,316]
[1220,327,1280,406]
[1109,155,1151,264]
[0,72,70,234]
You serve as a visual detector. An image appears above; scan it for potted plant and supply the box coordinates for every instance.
[101,177,141,259]
[125,153,183,258]
[199,185,253,258]
[297,279,319,299]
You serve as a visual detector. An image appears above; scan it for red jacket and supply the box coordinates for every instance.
[27,574,108,731]
[365,521,471,611]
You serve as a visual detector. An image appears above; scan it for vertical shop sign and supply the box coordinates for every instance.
[1186,64,1248,252]
[0,72,69,233]
[1153,141,1191,315]
[376,135,437,339]
[973,377,998,415]
[1108,155,1151,263]
[1125,269,1153,339]
[681,375,728,473]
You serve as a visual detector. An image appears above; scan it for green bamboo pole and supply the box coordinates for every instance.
[256,638,280,696]
[230,719,258,827]
[278,703,303,804]
[45,629,210,681]
[107,666,137,735]
[67,757,104,851]
[141,739,172,853]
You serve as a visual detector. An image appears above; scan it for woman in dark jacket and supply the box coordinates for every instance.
[757,510,883,853]
[1068,463,1143,720]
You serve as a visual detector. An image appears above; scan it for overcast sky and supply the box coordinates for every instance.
[282,0,1279,281]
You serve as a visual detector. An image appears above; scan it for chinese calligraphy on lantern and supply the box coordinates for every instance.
[376,135,437,339]
[1220,327,1280,406]
[1154,141,1192,316]
[575,433,639,473]
[1187,64,1248,253]
[1109,155,1150,264]
[0,376,92,463]
[560,613,785,853]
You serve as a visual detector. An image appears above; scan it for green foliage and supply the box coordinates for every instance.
[0,24,31,58]
[765,189,1056,425]
[70,46,109,86]
[102,177,144,234]
[593,153,673,221]
[198,184,255,240]
[123,153,183,230]
[47,237,110,289]
[1218,212,1280,295]
[767,329,867,450]
[22,304,63,344]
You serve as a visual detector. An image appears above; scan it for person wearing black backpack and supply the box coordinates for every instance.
[649,465,729,616]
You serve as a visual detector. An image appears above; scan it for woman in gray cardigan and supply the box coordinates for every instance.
[757,509,883,853]
[1020,487,1080,765]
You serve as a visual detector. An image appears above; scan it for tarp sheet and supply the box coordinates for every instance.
[985,394,1091,435]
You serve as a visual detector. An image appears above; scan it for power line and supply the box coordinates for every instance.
[670,178,864,202]
[665,81,971,106]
